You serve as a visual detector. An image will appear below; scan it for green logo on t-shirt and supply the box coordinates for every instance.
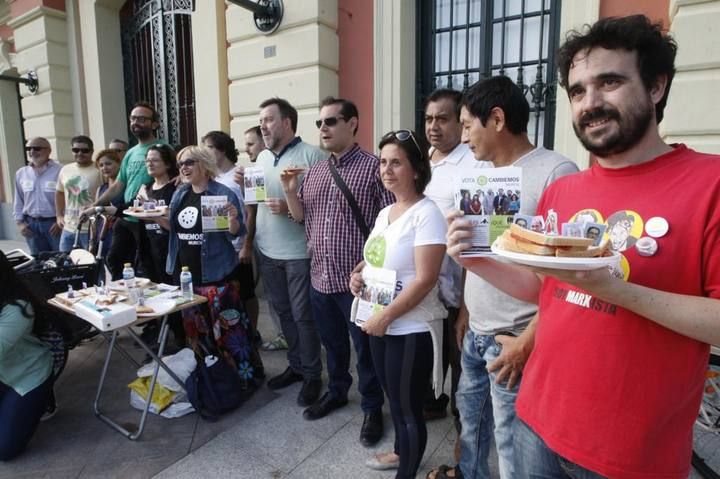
[364,236,386,267]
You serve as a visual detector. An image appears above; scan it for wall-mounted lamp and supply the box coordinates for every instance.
[228,0,284,35]
[0,70,39,95]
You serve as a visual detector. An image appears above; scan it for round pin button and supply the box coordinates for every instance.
[645,217,669,238]
[636,236,658,257]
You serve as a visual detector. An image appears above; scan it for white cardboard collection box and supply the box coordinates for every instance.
[74,299,137,331]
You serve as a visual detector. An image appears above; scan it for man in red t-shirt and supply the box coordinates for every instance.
[447,15,720,479]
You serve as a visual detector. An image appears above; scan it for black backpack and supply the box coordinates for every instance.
[185,354,252,421]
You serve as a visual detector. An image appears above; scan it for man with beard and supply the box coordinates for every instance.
[280,97,392,445]
[13,137,62,255]
[242,98,325,408]
[94,102,167,278]
[446,15,720,478]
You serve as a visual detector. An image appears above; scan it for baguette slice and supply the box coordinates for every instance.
[136,304,154,314]
[510,223,593,247]
[498,230,556,256]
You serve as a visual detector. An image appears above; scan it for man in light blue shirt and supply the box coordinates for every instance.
[13,137,62,255]
[246,98,326,408]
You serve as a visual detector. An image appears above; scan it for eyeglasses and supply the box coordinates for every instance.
[129,115,152,123]
[25,146,48,152]
[315,116,346,129]
[72,148,92,154]
[382,130,423,158]
[178,158,196,168]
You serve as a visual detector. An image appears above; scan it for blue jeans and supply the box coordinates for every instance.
[457,330,520,479]
[59,229,89,252]
[513,419,606,478]
[23,217,60,255]
[256,251,322,379]
[0,374,53,461]
[309,288,383,412]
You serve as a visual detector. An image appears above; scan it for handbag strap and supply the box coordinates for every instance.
[328,162,370,239]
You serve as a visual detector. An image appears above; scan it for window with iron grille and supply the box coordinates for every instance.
[417,0,561,148]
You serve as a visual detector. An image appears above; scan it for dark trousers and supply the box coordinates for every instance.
[310,288,384,412]
[0,374,53,461]
[107,218,155,280]
[370,332,433,479]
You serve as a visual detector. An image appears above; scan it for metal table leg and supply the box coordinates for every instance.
[93,314,185,440]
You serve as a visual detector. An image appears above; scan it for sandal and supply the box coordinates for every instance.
[426,464,463,479]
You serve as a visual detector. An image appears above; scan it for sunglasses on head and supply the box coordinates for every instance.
[25,146,47,152]
[315,116,345,129]
[178,158,196,168]
[72,148,92,154]
[382,129,423,158]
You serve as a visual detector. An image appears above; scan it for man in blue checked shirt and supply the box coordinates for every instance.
[282,96,394,447]
[13,137,62,255]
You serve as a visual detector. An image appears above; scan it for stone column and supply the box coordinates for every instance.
[9,5,74,163]
[663,0,720,154]
[226,0,339,165]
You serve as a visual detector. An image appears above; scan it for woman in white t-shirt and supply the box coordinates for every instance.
[350,130,447,478]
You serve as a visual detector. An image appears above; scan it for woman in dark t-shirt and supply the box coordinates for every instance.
[137,144,178,285]
[167,145,263,387]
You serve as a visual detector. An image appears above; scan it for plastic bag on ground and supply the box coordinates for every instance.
[128,377,176,412]
[136,347,197,391]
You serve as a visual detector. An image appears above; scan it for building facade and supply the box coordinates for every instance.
[0,0,718,240]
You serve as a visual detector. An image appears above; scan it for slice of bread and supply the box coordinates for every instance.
[509,223,594,247]
[555,239,610,258]
[498,230,556,256]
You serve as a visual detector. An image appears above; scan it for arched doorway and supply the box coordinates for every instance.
[120,0,196,147]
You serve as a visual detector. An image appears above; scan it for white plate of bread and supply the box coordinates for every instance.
[491,224,620,271]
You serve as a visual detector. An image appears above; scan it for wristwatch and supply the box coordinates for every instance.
[95,206,105,214]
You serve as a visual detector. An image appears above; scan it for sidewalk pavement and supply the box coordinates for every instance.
[0,240,474,478]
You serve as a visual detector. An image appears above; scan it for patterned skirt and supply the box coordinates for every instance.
[181,279,263,389]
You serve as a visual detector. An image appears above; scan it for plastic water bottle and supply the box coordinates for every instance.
[180,266,193,301]
[122,263,138,303]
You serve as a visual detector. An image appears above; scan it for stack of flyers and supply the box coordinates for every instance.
[244,166,266,203]
[201,195,229,232]
[354,265,397,325]
[454,166,522,257]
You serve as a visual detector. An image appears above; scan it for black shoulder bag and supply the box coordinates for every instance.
[328,163,370,239]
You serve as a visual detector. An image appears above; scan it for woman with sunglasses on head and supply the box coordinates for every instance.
[350,130,447,478]
[166,146,263,387]
[0,251,54,461]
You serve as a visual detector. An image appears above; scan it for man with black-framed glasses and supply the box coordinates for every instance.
[55,135,102,252]
[13,137,62,255]
[281,96,393,446]
[94,101,168,278]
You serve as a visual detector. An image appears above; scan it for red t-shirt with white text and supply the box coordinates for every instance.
[516,145,720,478]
